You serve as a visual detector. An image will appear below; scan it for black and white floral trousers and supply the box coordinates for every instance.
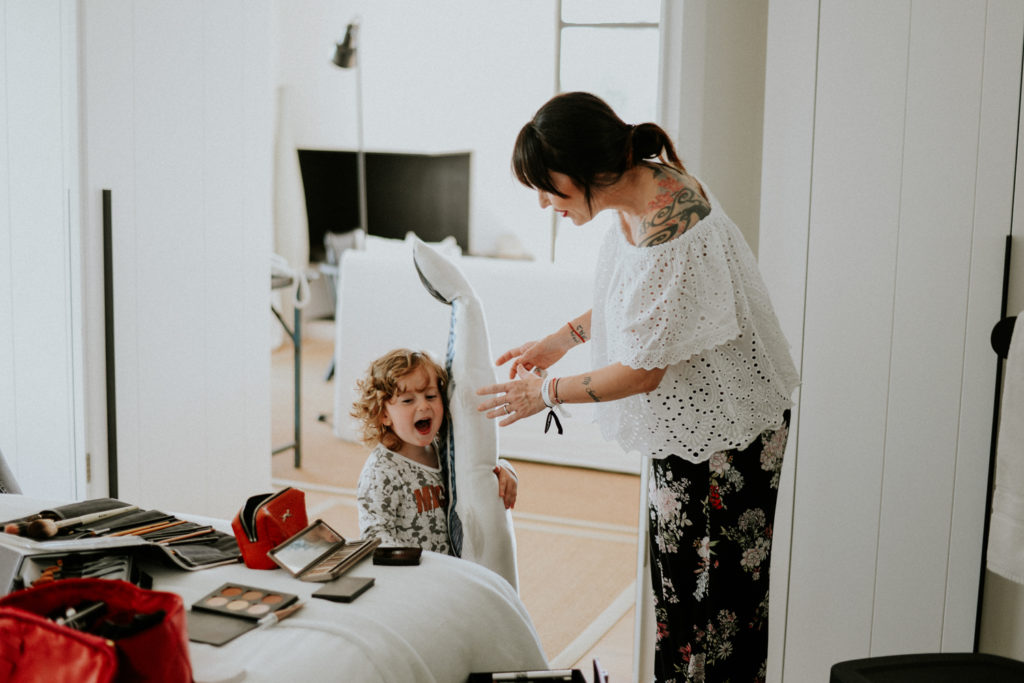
[647,411,790,683]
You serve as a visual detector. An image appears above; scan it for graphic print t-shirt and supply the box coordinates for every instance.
[356,444,451,554]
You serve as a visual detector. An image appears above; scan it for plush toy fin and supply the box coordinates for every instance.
[411,237,519,591]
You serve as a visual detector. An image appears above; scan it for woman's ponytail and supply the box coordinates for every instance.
[628,122,685,172]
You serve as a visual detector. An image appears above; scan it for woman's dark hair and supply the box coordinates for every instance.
[512,92,685,210]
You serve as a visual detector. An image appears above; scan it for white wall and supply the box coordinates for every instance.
[274,0,556,260]
[0,0,84,499]
[760,2,1021,680]
[673,0,768,255]
[978,86,1024,659]
[78,0,275,519]
[756,1,817,678]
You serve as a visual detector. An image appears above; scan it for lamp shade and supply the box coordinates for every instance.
[332,22,358,69]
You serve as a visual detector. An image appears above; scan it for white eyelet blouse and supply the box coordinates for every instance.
[590,187,800,463]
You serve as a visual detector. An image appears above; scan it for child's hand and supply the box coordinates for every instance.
[493,465,518,510]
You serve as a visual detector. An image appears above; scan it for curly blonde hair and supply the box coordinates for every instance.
[350,349,448,451]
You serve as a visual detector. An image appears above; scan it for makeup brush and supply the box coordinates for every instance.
[109,519,185,537]
[257,601,305,629]
[4,505,139,540]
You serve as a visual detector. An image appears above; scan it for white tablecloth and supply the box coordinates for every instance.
[0,495,549,683]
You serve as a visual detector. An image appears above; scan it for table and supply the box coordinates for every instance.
[271,274,301,468]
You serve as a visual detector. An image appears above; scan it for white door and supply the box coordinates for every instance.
[760,1,1022,680]
[79,0,275,518]
[0,0,84,499]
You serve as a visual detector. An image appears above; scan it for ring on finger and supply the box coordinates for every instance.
[502,404,510,415]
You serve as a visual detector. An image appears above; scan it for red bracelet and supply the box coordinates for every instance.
[567,322,585,344]
[553,377,564,404]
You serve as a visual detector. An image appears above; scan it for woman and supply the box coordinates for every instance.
[477,92,800,682]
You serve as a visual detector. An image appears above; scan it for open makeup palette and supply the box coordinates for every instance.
[187,582,301,646]
[192,583,298,620]
[268,519,379,582]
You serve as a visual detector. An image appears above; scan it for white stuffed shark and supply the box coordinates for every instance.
[412,237,519,591]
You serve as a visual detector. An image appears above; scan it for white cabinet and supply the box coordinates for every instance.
[2,1,274,516]
[76,0,275,518]
[0,0,83,498]
[760,1,1022,680]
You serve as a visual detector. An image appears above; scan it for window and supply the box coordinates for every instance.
[552,1,662,264]
[558,0,661,123]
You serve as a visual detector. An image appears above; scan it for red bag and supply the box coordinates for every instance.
[231,487,308,569]
[0,578,192,682]
[0,607,117,682]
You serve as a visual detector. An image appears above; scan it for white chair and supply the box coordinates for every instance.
[320,228,366,381]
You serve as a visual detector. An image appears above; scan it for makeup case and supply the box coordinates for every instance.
[0,577,192,683]
[231,487,308,570]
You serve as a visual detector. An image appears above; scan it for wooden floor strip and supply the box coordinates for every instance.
[550,582,637,668]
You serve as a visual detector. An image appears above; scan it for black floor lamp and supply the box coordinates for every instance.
[332,20,368,235]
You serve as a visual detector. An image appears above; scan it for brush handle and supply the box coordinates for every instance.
[55,505,139,529]
[4,505,141,539]
[257,601,305,628]
[110,519,183,537]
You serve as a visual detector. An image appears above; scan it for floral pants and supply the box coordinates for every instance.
[647,411,790,683]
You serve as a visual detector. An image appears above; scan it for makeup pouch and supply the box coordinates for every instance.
[0,577,192,682]
[0,607,117,683]
[231,487,308,569]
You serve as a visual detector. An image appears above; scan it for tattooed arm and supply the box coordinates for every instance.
[556,363,666,404]
[494,311,593,379]
[476,362,665,426]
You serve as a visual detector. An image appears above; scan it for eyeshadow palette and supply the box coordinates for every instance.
[192,583,298,621]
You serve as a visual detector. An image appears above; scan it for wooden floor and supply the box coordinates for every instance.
[271,323,643,680]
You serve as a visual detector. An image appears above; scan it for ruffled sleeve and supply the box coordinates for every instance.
[601,218,753,370]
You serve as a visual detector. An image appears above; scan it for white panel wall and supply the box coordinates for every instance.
[956,0,1024,652]
[878,2,1023,654]
[671,0,768,255]
[790,2,910,671]
[758,1,818,680]
[873,2,986,652]
[760,1,1020,680]
[0,0,83,498]
[80,0,274,518]
[79,0,135,499]
[979,10,1024,655]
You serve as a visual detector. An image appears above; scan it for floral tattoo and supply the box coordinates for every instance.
[637,167,710,247]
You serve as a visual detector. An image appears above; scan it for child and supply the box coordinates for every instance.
[351,348,518,553]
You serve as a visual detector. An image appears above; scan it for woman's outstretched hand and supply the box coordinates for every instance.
[476,366,545,426]
[495,338,567,380]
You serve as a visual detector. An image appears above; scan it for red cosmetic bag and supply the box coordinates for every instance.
[0,578,192,682]
[231,487,308,569]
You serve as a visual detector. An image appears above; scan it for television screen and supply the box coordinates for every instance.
[297,149,471,262]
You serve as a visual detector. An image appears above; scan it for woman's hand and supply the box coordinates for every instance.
[495,338,568,380]
[476,366,545,426]
[493,465,518,509]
